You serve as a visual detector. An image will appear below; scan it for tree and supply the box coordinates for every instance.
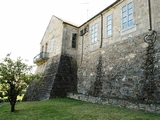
[0,54,40,112]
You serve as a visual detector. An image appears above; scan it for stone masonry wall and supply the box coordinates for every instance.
[77,31,160,103]
[23,54,78,101]
[50,55,77,98]
[41,16,63,57]
[67,93,160,114]
[23,55,61,101]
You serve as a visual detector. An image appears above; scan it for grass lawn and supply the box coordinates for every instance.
[0,98,160,120]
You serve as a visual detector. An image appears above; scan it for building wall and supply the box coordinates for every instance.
[77,0,160,102]
[35,16,63,74]
[25,0,160,107]
[102,0,145,45]
[152,0,160,31]
[24,15,80,100]
[78,0,150,55]
[41,16,63,57]
[62,24,78,58]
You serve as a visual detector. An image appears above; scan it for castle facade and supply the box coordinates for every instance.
[23,0,160,113]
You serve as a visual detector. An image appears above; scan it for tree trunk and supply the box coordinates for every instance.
[8,82,17,112]
[10,98,16,112]
[11,104,15,112]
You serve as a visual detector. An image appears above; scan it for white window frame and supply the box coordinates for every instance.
[106,14,112,36]
[50,38,54,52]
[91,23,98,43]
[122,2,134,29]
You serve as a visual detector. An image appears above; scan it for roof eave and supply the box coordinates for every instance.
[79,0,121,28]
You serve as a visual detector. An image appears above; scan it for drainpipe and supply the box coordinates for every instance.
[80,35,84,65]
[143,0,157,102]
[148,0,152,31]
[144,0,157,44]
[100,14,103,48]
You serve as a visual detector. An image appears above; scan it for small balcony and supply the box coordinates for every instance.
[33,52,49,65]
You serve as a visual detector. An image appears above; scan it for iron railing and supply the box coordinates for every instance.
[33,52,49,63]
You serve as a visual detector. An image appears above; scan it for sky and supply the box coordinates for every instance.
[0,0,116,69]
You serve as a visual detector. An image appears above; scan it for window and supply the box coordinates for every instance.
[45,43,48,52]
[72,33,77,48]
[80,30,83,36]
[80,26,89,36]
[41,46,44,52]
[84,27,89,33]
[122,2,134,29]
[106,14,112,36]
[50,38,54,52]
[91,23,98,43]
[49,22,53,32]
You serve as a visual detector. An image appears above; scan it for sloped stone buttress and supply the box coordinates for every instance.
[23,55,60,101]
[23,55,77,101]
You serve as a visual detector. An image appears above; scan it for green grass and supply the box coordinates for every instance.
[0,98,160,120]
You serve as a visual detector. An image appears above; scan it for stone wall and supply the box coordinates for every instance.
[50,55,77,98]
[67,93,160,114]
[23,55,61,101]
[23,54,78,101]
[41,16,63,57]
[61,24,78,58]
[77,31,160,103]
[23,1,160,114]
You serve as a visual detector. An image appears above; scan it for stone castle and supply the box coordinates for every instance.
[23,0,160,113]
